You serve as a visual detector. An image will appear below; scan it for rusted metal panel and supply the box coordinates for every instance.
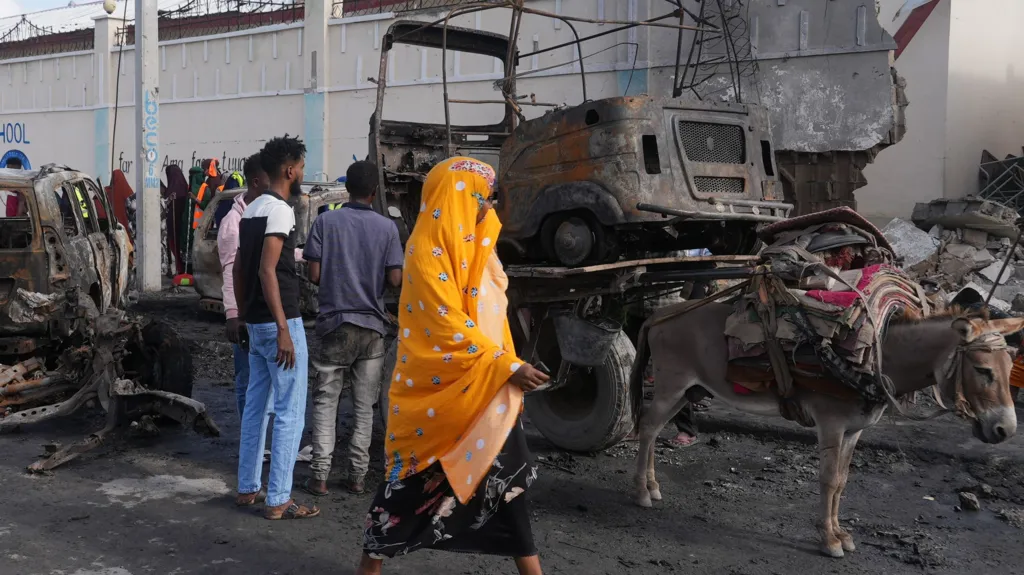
[371,20,789,264]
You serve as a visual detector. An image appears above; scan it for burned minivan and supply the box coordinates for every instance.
[0,165,218,472]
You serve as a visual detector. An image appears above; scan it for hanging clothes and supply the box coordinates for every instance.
[165,165,190,276]
[103,170,135,235]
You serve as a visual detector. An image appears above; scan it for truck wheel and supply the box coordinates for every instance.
[525,330,635,452]
[133,321,195,398]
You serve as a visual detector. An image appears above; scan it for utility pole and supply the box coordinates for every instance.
[134,0,161,292]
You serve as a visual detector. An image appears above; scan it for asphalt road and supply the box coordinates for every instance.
[1,291,1022,575]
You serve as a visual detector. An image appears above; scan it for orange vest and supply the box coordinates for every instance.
[192,162,224,229]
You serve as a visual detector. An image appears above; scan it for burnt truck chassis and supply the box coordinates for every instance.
[503,254,756,451]
[367,9,790,451]
[0,287,220,472]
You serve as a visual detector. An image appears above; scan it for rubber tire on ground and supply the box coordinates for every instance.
[525,330,636,452]
[128,321,195,398]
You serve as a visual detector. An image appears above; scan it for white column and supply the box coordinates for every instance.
[134,0,161,292]
[303,0,331,182]
[91,14,123,186]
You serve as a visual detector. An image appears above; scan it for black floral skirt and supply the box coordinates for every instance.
[363,418,538,559]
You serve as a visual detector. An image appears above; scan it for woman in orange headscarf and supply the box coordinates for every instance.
[357,157,549,575]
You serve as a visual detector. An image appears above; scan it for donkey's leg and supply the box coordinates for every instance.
[646,394,689,502]
[832,430,862,553]
[815,423,845,558]
[634,377,691,508]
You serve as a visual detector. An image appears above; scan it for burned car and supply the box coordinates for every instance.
[0,165,218,471]
[191,181,351,316]
[369,21,792,267]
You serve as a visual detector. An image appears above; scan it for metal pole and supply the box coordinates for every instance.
[134,0,161,292]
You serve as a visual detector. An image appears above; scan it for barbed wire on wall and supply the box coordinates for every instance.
[116,1,305,46]
[0,16,94,59]
[336,0,481,18]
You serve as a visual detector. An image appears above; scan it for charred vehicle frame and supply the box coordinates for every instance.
[0,165,219,471]
[367,3,785,452]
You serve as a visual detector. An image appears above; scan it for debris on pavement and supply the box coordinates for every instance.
[888,196,1024,305]
[912,196,1018,239]
[0,288,220,472]
[882,217,939,274]
[999,508,1024,529]
[958,491,981,511]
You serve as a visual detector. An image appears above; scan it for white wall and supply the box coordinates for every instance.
[860,0,951,220]
[0,1,654,184]
[0,0,901,191]
[861,0,1024,220]
[943,0,1024,199]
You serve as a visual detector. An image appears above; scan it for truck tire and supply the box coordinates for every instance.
[130,321,195,398]
[525,330,635,452]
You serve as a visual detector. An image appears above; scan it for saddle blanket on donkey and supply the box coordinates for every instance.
[721,207,934,421]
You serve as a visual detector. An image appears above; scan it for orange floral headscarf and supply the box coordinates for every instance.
[385,157,524,503]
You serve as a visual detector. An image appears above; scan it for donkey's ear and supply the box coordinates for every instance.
[952,317,983,342]
[985,317,1024,337]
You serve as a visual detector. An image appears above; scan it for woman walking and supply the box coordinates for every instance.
[356,157,549,575]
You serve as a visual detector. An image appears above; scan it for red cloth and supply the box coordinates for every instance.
[103,170,134,231]
[804,264,887,307]
[4,192,19,217]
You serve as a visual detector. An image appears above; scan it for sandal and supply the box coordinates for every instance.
[662,433,699,449]
[302,478,329,497]
[343,478,366,495]
[265,500,320,520]
[235,488,267,506]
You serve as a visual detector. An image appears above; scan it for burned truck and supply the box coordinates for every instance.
[366,18,786,451]
[0,165,218,471]
[365,0,905,452]
[370,22,790,267]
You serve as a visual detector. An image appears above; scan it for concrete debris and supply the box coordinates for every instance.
[882,218,939,273]
[895,201,1024,309]
[972,249,996,267]
[979,261,1015,284]
[912,196,1018,239]
[962,228,990,249]
[943,243,976,259]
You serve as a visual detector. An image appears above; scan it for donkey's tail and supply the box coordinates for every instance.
[630,318,653,433]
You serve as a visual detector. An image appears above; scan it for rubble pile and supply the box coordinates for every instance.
[883,197,1022,311]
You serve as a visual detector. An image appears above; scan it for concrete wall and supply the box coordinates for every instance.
[943,0,1024,199]
[0,0,900,192]
[861,0,1024,220]
[860,0,951,221]
[0,1,653,186]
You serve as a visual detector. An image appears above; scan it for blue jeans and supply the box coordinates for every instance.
[238,318,308,507]
[233,343,250,418]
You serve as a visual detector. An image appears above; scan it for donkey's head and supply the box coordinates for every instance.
[945,317,1023,444]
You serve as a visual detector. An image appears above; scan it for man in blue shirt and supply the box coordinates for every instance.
[302,160,403,496]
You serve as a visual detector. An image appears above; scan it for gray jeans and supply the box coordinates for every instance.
[310,323,386,482]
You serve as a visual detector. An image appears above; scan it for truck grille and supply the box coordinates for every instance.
[677,121,745,164]
[694,176,744,194]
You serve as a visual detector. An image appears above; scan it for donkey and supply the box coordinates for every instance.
[630,303,1021,558]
